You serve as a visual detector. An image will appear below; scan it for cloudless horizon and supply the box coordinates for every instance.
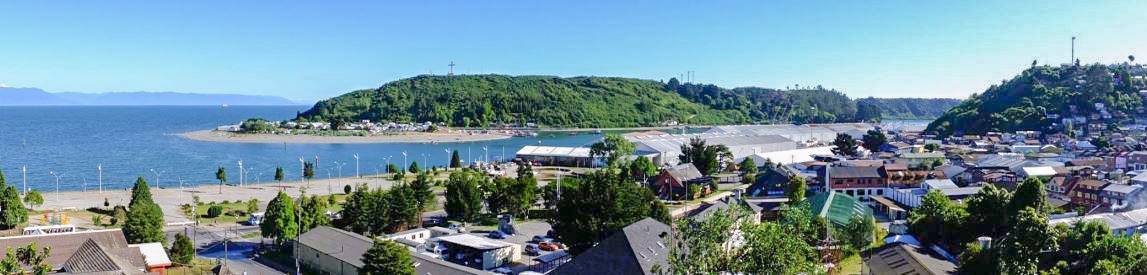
[1,1,1144,102]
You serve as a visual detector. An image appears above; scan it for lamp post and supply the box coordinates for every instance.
[149,169,164,189]
[49,171,63,202]
[237,160,244,187]
[353,154,360,178]
[22,165,27,196]
[444,149,451,169]
[386,156,393,174]
[402,151,408,174]
[333,161,347,194]
[298,157,305,182]
[97,164,102,193]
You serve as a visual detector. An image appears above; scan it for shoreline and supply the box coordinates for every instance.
[178,130,513,144]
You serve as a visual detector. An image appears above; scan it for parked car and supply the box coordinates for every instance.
[539,242,560,251]
[525,244,541,256]
[531,235,553,243]
[493,267,513,274]
[488,230,508,239]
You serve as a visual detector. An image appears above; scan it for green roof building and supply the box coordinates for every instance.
[808,191,873,226]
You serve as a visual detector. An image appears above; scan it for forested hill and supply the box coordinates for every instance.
[855,97,963,120]
[298,74,949,128]
[926,63,1146,136]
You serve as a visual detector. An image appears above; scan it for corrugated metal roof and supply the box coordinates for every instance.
[298,226,374,268]
[515,145,592,158]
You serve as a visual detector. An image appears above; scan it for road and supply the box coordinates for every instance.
[167,225,286,274]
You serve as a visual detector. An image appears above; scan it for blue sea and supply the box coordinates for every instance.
[0,106,601,192]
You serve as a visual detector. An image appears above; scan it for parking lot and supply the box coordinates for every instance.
[468,221,559,273]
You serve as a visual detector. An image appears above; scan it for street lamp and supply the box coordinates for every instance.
[353,154,360,178]
[237,160,244,187]
[97,164,102,193]
[402,151,408,174]
[149,169,164,189]
[49,171,63,202]
[298,157,305,182]
[444,149,451,169]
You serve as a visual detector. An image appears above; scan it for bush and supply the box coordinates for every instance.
[111,205,128,225]
[344,184,352,194]
[206,205,224,218]
[225,210,247,217]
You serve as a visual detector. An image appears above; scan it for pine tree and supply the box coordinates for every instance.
[408,161,420,174]
[0,185,28,230]
[299,195,330,231]
[123,201,165,244]
[410,173,436,213]
[360,239,414,275]
[274,167,285,182]
[831,133,859,157]
[261,191,299,247]
[450,150,462,168]
[169,233,194,265]
[128,177,153,209]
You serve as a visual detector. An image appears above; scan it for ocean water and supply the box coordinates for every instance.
[0,106,601,192]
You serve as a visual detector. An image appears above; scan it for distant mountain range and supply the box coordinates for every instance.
[0,87,300,106]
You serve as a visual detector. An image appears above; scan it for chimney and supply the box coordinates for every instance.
[977,236,992,250]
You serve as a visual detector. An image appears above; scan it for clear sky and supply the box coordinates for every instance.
[1,1,1144,102]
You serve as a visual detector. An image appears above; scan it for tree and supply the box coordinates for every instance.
[385,185,419,232]
[444,170,484,223]
[24,190,44,210]
[784,177,807,203]
[215,167,226,185]
[410,172,436,214]
[261,191,298,247]
[841,214,876,251]
[908,190,967,246]
[0,243,51,275]
[360,239,414,275]
[589,134,636,168]
[738,157,757,175]
[386,163,399,174]
[128,177,153,208]
[0,186,27,230]
[1009,177,1046,218]
[553,169,669,255]
[508,172,537,219]
[861,129,887,153]
[678,137,732,176]
[999,207,1056,274]
[629,156,658,183]
[123,201,166,244]
[274,166,284,182]
[924,143,940,152]
[303,161,315,180]
[831,133,859,157]
[246,198,260,213]
[965,184,1012,238]
[408,161,421,174]
[299,195,331,231]
[1060,220,1112,273]
[1131,55,1136,64]
[169,233,195,266]
[450,150,462,168]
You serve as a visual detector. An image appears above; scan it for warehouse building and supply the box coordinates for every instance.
[625,132,798,166]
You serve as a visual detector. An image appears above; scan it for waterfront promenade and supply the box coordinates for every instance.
[34,175,401,224]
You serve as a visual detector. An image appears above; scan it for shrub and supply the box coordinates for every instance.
[344,184,352,194]
[206,205,224,218]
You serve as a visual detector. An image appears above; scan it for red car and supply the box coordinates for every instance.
[538,242,560,251]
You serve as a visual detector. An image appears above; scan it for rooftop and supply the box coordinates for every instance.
[436,234,515,250]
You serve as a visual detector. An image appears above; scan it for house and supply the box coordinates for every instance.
[1049,208,1147,236]
[0,229,151,274]
[1012,145,1042,154]
[1102,184,1144,209]
[1019,166,1057,178]
[864,241,957,275]
[826,165,887,199]
[128,243,173,273]
[745,165,798,197]
[297,226,485,275]
[297,226,375,275]
[1071,179,1110,207]
[553,218,672,275]
[889,179,982,209]
[655,163,706,200]
[435,234,521,271]
[1068,158,1110,171]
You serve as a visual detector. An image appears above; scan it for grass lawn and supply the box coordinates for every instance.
[193,202,255,225]
[837,253,862,275]
[166,258,218,275]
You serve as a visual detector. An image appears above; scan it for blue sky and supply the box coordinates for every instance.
[1,1,1144,102]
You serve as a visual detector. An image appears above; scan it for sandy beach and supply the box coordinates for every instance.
[179,130,512,144]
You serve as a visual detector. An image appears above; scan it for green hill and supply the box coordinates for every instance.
[855,97,962,120]
[297,74,954,128]
[926,64,1145,136]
